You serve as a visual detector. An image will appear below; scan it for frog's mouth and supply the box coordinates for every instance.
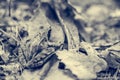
[109,52,120,62]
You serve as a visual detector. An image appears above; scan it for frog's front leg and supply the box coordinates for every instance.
[47,24,65,47]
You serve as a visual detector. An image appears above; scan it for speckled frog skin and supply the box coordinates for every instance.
[0,0,120,80]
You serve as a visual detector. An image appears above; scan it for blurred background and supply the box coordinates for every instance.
[0,0,120,80]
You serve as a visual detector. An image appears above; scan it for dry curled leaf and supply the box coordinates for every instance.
[56,48,107,79]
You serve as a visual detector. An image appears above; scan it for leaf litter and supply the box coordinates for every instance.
[0,0,120,80]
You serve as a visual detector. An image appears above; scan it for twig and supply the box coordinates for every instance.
[0,28,29,64]
[0,29,20,43]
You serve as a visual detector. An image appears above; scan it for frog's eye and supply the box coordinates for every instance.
[39,26,44,29]
[19,29,29,38]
